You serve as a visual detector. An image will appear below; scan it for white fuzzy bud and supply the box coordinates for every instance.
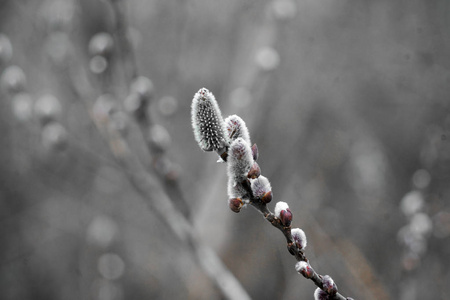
[274,201,289,218]
[275,201,292,226]
[227,138,254,183]
[251,176,271,198]
[314,288,330,300]
[291,228,307,250]
[295,261,313,278]
[224,114,251,145]
[295,261,308,273]
[191,88,228,152]
[322,275,337,295]
[250,176,272,203]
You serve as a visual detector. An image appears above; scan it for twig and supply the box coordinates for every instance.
[192,88,352,299]
[241,178,347,300]
[64,26,252,300]
[106,0,191,219]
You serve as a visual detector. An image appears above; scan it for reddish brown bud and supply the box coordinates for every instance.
[261,191,272,204]
[251,143,259,161]
[322,275,337,295]
[247,161,261,179]
[228,198,244,213]
[295,261,314,279]
[280,208,292,227]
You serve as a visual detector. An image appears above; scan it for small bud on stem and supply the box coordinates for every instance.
[322,275,337,296]
[275,201,292,227]
[291,228,307,250]
[295,261,314,279]
[228,198,245,213]
[250,176,272,204]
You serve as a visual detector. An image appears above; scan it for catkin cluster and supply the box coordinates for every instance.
[191,88,271,212]
[191,88,347,300]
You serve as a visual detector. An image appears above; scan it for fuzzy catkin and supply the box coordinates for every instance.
[227,176,248,200]
[227,137,254,183]
[250,176,271,198]
[191,88,228,152]
[224,114,251,145]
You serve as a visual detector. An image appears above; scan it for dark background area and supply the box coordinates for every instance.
[0,0,449,299]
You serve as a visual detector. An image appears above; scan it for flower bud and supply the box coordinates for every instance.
[262,191,272,204]
[41,121,68,151]
[295,261,313,278]
[88,32,114,57]
[227,138,254,182]
[251,143,259,161]
[34,94,62,125]
[191,88,228,153]
[228,198,244,213]
[291,228,307,250]
[322,275,337,296]
[251,176,272,203]
[224,114,251,145]
[247,161,261,179]
[1,65,26,94]
[314,288,330,300]
[275,201,292,227]
[130,76,154,101]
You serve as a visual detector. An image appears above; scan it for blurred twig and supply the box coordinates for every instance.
[61,2,252,297]
[68,65,250,300]
[106,0,191,219]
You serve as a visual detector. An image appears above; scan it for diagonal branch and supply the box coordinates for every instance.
[64,44,251,300]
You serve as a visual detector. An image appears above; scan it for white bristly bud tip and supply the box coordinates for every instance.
[291,228,307,250]
[227,138,254,182]
[295,261,307,273]
[274,201,292,227]
[314,288,330,300]
[295,261,313,278]
[274,201,289,217]
[251,176,272,203]
[191,88,228,153]
[224,114,251,145]
[322,275,337,295]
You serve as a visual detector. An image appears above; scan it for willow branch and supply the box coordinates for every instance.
[232,156,348,300]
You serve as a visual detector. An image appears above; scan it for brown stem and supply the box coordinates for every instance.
[237,167,348,299]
